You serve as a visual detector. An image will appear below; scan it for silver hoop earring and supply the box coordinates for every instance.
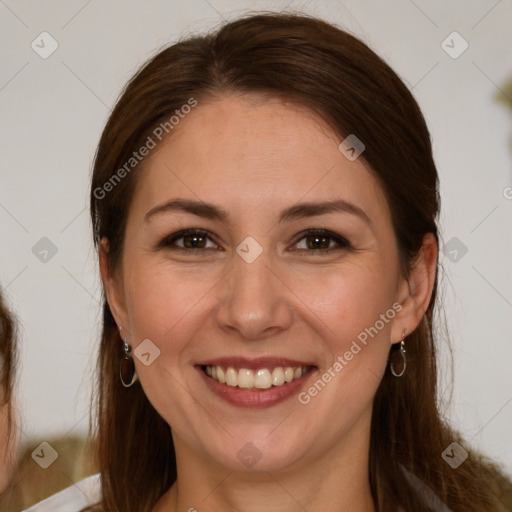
[390,335,407,378]
[120,339,138,388]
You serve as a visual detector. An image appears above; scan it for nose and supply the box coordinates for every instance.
[215,247,294,341]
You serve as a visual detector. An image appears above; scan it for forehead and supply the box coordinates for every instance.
[130,94,391,227]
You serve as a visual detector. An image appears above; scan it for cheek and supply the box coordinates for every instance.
[124,259,213,344]
[290,264,398,437]
[122,261,214,415]
[294,259,398,353]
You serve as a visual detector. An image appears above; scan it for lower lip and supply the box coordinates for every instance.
[196,366,316,408]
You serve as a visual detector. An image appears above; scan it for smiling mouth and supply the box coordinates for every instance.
[201,365,314,390]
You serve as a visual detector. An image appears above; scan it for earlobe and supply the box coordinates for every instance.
[391,233,438,343]
[98,237,129,332]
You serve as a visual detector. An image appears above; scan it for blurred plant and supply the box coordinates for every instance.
[495,75,512,151]
[496,76,512,109]
[0,435,97,511]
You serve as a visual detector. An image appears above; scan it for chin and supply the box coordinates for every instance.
[201,426,310,474]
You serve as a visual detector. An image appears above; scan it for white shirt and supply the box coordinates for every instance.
[22,474,101,512]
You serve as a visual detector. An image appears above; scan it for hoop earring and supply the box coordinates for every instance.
[390,333,407,378]
[120,339,138,388]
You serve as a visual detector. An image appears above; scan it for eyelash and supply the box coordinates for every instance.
[156,228,352,255]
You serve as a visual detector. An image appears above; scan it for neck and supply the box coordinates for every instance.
[154,409,375,512]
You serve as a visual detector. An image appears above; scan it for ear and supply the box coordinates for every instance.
[98,237,130,337]
[391,232,438,344]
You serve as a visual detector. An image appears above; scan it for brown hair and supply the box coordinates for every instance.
[0,290,17,487]
[0,293,17,434]
[89,12,510,512]
[0,291,15,412]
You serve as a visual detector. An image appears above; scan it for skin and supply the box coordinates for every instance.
[100,94,437,512]
[0,403,10,492]
[0,399,17,493]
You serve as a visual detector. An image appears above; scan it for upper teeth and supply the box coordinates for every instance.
[205,365,307,389]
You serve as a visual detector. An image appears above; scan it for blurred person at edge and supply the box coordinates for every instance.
[0,291,18,494]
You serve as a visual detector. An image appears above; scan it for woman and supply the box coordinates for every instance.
[0,291,18,495]
[31,11,511,512]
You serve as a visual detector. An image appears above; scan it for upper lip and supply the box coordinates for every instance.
[197,356,316,370]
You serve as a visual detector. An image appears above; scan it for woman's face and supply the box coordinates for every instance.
[104,94,423,474]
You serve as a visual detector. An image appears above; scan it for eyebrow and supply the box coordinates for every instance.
[144,198,372,226]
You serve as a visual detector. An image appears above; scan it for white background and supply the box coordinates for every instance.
[1,0,511,477]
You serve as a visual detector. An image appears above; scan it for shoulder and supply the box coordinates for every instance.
[21,473,101,512]
[402,466,454,512]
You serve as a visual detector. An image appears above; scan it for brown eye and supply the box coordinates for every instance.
[293,229,351,254]
[182,233,207,249]
[305,234,331,250]
[157,229,218,251]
